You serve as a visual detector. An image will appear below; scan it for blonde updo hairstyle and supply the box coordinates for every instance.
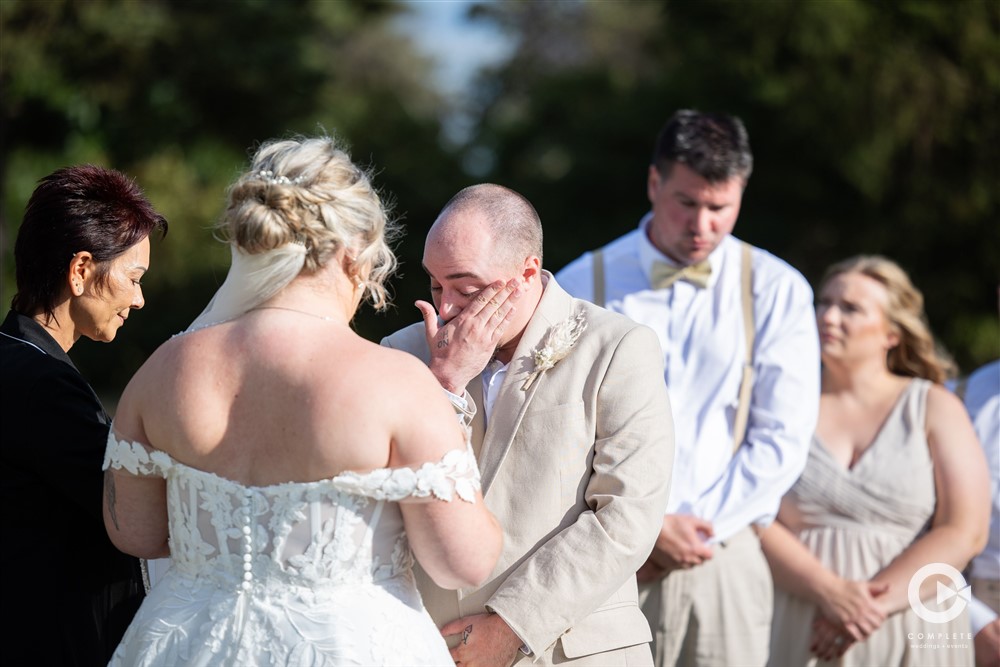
[222,135,398,310]
[821,255,956,383]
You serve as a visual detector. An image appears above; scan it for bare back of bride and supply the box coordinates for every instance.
[101,135,502,666]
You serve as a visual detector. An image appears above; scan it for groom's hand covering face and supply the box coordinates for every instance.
[414,279,521,394]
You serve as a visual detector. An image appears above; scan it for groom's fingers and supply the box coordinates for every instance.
[471,279,519,323]
[441,616,475,662]
[441,621,466,663]
[469,280,507,316]
[439,616,469,638]
[469,279,520,342]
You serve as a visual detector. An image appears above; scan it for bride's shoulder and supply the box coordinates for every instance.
[378,349,448,402]
[116,335,189,398]
[370,340,428,369]
[345,338,435,383]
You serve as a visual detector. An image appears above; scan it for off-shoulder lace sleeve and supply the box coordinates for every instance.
[334,444,481,503]
[102,431,173,478]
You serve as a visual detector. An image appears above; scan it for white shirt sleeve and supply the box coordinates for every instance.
[961,361,1000,581]
[969,594,999,636]
[443,387,476,430]
[686,273,820,540]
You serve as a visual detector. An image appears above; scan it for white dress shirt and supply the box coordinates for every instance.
[556,214,820,543]
[963,360,1000,582]
[446,358,508,426]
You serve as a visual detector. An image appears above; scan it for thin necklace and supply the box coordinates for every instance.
[250,306,338,322]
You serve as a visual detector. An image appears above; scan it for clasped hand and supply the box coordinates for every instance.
[417,280,521,393]
[638,514,714,583]
[809,578,889,660]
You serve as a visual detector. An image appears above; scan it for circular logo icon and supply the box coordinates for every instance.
[908,563,971,624]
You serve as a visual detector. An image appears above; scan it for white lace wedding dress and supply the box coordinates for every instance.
[104,433,480,666]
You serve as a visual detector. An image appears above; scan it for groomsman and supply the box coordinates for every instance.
[557,109,820,667]
[383,183,675,666]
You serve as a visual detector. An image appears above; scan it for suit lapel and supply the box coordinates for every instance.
[478,272,574,494]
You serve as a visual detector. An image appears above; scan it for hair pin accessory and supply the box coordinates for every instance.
[256,170,306,186]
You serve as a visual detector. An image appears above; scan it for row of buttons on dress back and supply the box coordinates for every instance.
[241,489,253,591]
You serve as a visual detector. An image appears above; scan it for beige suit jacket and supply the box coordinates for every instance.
[382,273,675,663]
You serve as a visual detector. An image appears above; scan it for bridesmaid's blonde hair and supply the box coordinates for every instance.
[821,255,956,383]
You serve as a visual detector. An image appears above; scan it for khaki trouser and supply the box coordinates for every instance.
[638,527,773,667]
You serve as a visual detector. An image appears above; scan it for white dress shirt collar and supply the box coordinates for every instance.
[481,358,508,426]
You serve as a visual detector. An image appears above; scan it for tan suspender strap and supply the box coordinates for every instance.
[592,248,606,308]
[732,242,755,455]
[595,241,753,454]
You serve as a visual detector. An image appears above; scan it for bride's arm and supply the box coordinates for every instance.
[388,354,502,590]
[103,468,169,559]
[102,374,170,560]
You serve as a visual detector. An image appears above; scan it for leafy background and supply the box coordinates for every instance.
[2,0,997,405]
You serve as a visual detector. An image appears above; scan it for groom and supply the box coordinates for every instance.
[383,183,674,666]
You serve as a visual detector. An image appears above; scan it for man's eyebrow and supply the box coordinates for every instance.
[421,264,485,282]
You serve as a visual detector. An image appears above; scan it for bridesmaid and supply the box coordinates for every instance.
[0,165,167,666]
[762,255,988,667]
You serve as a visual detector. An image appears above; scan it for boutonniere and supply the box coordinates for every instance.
[522,311,587,390]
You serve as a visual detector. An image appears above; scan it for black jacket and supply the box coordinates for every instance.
[0,310,144,666]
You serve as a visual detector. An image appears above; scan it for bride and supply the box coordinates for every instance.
[101,135,502,666]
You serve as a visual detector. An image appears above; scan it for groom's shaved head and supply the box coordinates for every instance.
[435,184,543,268]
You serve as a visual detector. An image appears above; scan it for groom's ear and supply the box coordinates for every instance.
[519,255,542,284]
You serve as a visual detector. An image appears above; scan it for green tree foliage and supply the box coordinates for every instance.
[1,0,463,399]
[2,0,997,406]
[465,0,999,372]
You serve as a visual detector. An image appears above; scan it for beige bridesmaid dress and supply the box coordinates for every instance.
[769,379,973,667]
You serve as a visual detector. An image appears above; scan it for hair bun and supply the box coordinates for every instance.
[226,180,303,253]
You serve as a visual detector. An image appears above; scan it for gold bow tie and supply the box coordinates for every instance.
[650,260,712,289]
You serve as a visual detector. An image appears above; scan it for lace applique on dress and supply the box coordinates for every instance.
[103,431,481,504]
[333,445,481,502]
[103,436,172,477]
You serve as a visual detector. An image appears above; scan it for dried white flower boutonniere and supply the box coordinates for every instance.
[522,311,587,390]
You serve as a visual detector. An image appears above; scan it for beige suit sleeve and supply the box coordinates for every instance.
[486,324,675,655]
